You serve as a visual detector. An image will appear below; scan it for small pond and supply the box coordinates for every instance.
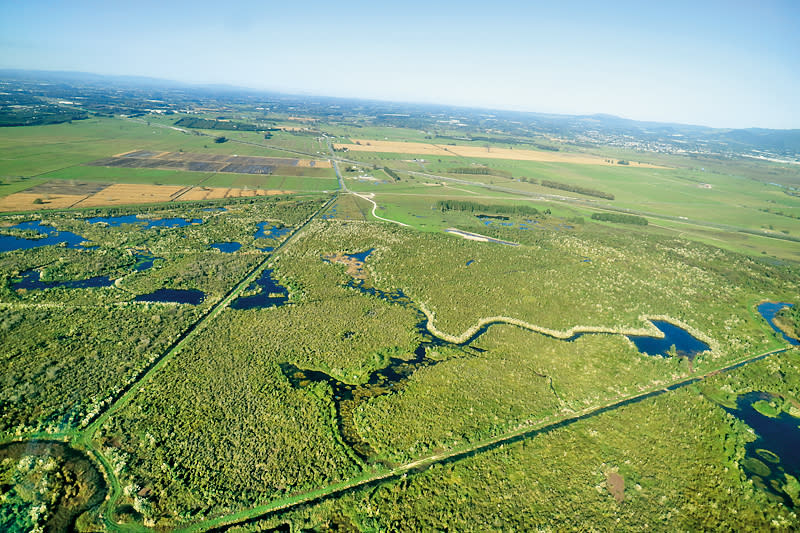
[84,215,202,228]
[626,320,710,359]
[757,302,799,346]
[230,269,289,310]
[211,242,242,253]
[134,288,205,305]
[254,222,292,240]
[0,221,90,253]
[13,270,114,290]
[11,253,160,292]
[725,391,800,507]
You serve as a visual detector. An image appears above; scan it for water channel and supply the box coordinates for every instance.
[281,250,717,462]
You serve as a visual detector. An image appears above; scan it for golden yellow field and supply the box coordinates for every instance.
[0,193,86,212]
[178,187,291,200]
[0,183,294,212]
[334,139,664,168]
[296,159,332,168]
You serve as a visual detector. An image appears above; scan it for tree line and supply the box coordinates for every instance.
[590,213,648,225]
[436,200,539,217]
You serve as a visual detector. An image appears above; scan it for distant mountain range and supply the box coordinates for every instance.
[1,69,798,160]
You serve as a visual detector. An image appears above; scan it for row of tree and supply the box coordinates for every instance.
[540,180,615,200]
[436,200,539,217]
[590,212,648,225]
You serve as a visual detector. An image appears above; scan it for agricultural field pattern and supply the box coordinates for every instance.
[0,73,799,533]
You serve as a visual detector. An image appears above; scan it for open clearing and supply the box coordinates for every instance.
[334,139,665,167]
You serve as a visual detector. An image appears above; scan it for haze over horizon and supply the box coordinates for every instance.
[1,0,798,130]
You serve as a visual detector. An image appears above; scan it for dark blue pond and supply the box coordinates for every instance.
[725,391,800,507]
[321,206,338,220]
[0,221,90,253]
[132,253,160,272]
[84,215,202,228]
[348,248,375,262]
[134,289,205,305]
[11,252,160,292]
[466,259,475,266]
[626,320,710,359]
[254,222,292,240]
[12,270,113,290]
[230,269,289,310]
[202,207,227,212]
[211,242,242,253]
[757,302,799,346]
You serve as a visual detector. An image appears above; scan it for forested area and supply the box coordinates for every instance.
[366,221,796,365]
[1,305,198,434]
[240,382,797,532]
[356,327,681,463]
[0,198,325,435]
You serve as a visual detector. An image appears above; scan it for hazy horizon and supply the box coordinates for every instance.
[1,0,798,129]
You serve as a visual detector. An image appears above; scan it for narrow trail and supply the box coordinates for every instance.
[351,192,410,227]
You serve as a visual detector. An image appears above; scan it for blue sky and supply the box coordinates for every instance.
[1,0,798,128]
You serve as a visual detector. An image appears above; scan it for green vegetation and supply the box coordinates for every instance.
[591,212,648,225]
[251,387,797,531]
[775,305,800,340]
[0,442,105,532]
[1,83,799,531]
[436,199,539,217]
[175,117,260,131]
[540,179,615,200]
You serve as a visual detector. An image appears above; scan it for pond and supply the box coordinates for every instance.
[230,269,289,310]
[134,288,205,305]
[0,220,90,253]
[211,242,242,253]
[757,302,799,346]
[254,222,292,240]
[12,270,114,290]
[84,215,202,228]
[725,391,800,508]
[11,253,160,291]
[132,253,161,272]
[626,320,710,359]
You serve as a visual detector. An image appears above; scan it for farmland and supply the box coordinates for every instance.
[335,138,665,167]
[0,76,799,532]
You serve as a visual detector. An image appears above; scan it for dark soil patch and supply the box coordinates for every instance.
[607,471,625,503]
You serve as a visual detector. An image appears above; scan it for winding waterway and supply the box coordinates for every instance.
[280,250,714,462]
